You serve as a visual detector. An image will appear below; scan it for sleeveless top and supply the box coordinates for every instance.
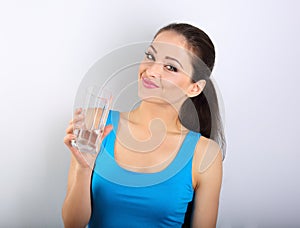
[89,110,201,228]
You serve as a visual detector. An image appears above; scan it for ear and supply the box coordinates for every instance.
[187,80,206,98]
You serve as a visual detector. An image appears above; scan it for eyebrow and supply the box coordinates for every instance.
[165,56,184,70]
[149,45,157,53]
[149,45,184,70]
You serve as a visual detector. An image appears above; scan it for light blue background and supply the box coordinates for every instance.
[0,0,299,227]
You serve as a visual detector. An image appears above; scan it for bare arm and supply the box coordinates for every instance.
[191,138,223,228]
[62,111,112,228]
[62,155,93,228]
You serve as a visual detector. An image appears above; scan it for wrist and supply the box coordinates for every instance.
[75,164,93,177]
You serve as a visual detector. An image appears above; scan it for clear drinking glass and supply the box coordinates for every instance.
[71,86,112,154]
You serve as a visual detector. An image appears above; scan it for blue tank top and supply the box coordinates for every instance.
[89,110,201,227]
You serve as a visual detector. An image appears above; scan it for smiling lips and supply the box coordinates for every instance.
[142,77,159,89]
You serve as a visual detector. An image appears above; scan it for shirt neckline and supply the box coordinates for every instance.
[110,110,194,175]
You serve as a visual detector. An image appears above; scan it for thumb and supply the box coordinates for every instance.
[101,125,113,139]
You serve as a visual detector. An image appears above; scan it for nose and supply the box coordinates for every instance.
[145,62,163,78]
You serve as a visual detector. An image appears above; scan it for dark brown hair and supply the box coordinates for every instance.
[154,23,226,158]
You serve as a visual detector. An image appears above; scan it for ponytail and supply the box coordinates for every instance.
[179,78,226,159]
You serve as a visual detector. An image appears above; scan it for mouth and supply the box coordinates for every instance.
[141,77,159,89]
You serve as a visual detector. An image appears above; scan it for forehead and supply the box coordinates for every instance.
[152,31,190,54]
[154,30,188,47]
[151,31,194,74]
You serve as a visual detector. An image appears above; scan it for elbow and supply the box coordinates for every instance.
[62,207,88,228]
[62,207,72,228]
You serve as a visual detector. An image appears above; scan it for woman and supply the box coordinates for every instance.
[63,23,225,228]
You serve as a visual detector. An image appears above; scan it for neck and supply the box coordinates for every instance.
[129,100,187,133]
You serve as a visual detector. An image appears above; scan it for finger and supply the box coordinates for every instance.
[73,114,85,125]
[74,108,82,115]
[73,108,84,119]
[64,134,76,147]
[68,109,83,125]
[65,125,74,134]
[101,125,113,139]
[67,115,85,134]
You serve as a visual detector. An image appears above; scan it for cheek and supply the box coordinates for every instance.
[139,59,150,72]
[138,62,148,76]
[161,76,191,91]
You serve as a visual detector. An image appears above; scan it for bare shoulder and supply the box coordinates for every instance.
[192,136,223,189]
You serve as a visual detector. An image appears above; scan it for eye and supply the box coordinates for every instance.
[165,65,178,72]
[144,52,155,61]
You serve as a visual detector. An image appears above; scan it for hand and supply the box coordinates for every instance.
[64,108,113,169]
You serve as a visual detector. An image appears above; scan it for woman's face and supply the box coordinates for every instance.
[138,30,198,106]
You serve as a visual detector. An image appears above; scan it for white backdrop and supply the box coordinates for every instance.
[0,0,299,227]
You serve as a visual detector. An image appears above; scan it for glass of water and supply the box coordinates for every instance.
[71,86,112,154]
